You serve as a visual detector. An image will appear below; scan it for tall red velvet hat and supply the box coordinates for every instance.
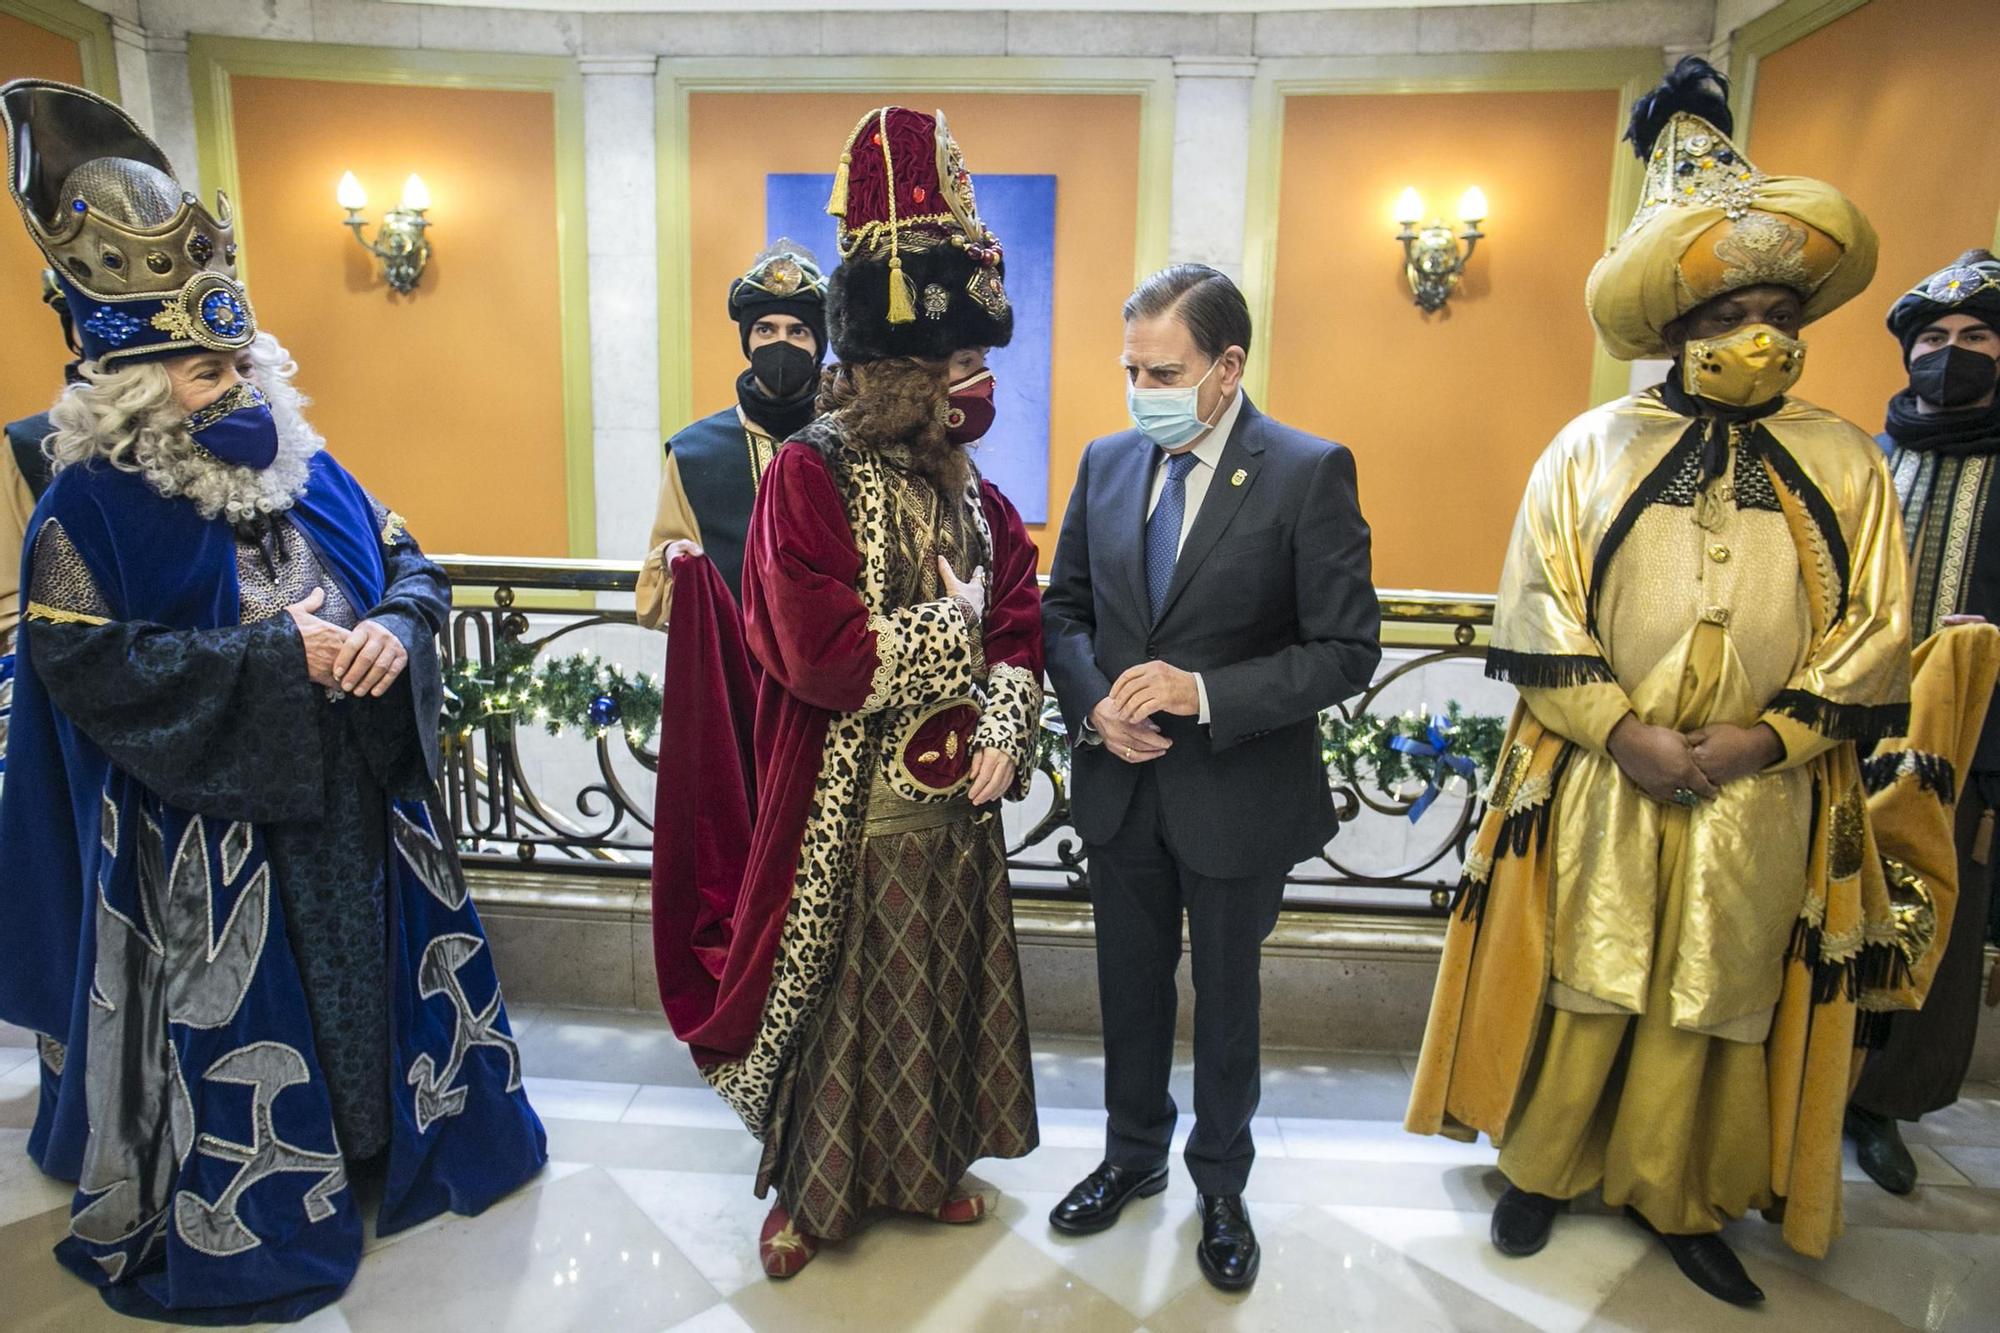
[825,106,1013,363]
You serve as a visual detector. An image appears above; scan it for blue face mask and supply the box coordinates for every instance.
[1127,358,1221,450]
[185,382,279,470]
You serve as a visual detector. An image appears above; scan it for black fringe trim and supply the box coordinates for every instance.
[1785,917,1915,1048]
[1768,690,1910,746]
[1450,744,1578,933]
[1859,750,1957,803]
[1483,649,1616,690]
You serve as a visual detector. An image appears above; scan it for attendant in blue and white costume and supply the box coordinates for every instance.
[0,79,545,1323]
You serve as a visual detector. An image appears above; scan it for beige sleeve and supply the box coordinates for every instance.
[0,450,36,651]
[634,448,703,631]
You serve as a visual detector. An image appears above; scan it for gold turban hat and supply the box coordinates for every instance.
[1586,57,1877,361]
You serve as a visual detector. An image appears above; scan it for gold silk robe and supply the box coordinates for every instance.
[1489,390,1911,1035]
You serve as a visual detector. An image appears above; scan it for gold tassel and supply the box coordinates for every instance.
[888,254,916,324]
[826,151,851,218]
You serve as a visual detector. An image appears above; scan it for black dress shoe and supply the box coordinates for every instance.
[1490,1185,1563,1257]
[1845,1105,1918,1196]
[1196,1193,1259,1291]
[1048,1161,1169,1235]
[1625,1207,1765,1305]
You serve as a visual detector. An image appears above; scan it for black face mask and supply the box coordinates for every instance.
[1909,344,2000,409]
[749,341,820,400]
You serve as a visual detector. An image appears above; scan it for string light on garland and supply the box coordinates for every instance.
[442,641,663,747]
[1320,701,1505,819]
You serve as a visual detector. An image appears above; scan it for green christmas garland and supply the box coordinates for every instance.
[442,639,664,747]
[1320,701,1507,806]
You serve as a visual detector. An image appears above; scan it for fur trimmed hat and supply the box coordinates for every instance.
[824,106,1013,363]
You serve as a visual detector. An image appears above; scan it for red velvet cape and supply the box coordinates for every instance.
[650,443,1041,1068]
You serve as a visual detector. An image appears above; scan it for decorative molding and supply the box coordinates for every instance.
[184,36,598,561]
[1725,0,1870,153]
[1240,48,1665,410]
[652,54,1175,451]
[464,863,1451,959]
[0,0,121,96]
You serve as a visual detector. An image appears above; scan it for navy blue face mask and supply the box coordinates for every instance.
[185,382,279,470]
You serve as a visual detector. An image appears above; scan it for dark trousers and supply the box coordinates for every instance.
[1086,766,1289,1196]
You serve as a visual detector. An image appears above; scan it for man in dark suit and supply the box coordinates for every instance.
[1041,264,1379,1290]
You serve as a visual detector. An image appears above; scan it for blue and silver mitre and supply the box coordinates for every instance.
[2,79,256,367]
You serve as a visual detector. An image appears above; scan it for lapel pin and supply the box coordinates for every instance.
[1230,469,1247,487]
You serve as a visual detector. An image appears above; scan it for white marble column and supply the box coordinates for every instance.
[108,17,156,129]
[578,56,661,568]
[1167,56,1257,282]
[142,35,200,195]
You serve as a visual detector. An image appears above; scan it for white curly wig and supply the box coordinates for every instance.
[44,330,324,524]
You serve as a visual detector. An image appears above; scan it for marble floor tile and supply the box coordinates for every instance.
[720,1204,1141,1332]
[1901,1091,2000,1148]
[1303,1204,1650,1333]
[997,1185,1299,1318]
[622,1084,752,1132]
[606,1168,770,1299]
[1839,1139,1973,1187]
[1586,1236,1915,1331]
[1931,1143,2000,1187]
[0,1130,71,1229]
[516,1006,701,1086]
[332,1167,722,1332]
[0,1202,137,1333]
[539,1116,766,1175]
[1731,1218,1986,1330]
[6,1007,1999,1332]
[0,1061,42,1132]
[521,1075,640,1123]
[666,1305,759,1333]
[1277,1116,1498,1166]
[1145,1210,1529,1333]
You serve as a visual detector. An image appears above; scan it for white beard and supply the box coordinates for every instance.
[137,381,323,525]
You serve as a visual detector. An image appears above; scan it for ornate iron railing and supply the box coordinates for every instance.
[436,557,1505,915]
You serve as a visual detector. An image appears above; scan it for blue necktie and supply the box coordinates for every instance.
[1146,451,1199,622]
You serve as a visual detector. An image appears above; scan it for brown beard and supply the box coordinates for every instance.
[815,357,972,496]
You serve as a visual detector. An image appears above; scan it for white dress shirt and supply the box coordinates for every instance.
[1135,388,1244,726]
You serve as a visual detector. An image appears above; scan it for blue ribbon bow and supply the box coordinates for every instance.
[1388,713,1477,823]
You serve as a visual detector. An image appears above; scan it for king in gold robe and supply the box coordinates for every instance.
[1404,58,1963,1305]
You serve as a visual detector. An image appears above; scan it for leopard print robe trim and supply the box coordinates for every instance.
[704,424,1017,1135]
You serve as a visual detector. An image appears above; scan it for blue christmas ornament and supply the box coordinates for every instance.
[587,694,620,727]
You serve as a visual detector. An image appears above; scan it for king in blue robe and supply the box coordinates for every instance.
[0,79,545,1324]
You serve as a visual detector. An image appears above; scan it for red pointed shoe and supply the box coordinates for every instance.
[759,1203,819,1279]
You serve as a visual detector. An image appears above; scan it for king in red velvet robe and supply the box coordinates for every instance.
[653,416,1044,1239]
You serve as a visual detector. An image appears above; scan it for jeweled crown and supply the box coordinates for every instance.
[2,79,256,366]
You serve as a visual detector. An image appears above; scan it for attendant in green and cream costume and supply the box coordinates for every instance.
[1848,249,2000,1193]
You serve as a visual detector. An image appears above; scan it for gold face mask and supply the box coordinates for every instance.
[1681,324,1807,407]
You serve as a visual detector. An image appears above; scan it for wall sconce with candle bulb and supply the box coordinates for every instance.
[1393,186,1487,313]
[337,171,433,294]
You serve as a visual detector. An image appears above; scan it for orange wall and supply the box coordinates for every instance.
[1750,0,2000,433]
[226,76,571,556]
[687,91,1143,568]
[1,13,87,429]
[1265,88,1621,593]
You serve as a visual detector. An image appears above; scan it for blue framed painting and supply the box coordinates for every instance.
[765,172,1056,525]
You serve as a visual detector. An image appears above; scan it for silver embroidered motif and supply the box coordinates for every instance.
[407,933,521,1133]
[392,810,468,910]
[163,818,269,1031]
[173,1042,346,1257]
